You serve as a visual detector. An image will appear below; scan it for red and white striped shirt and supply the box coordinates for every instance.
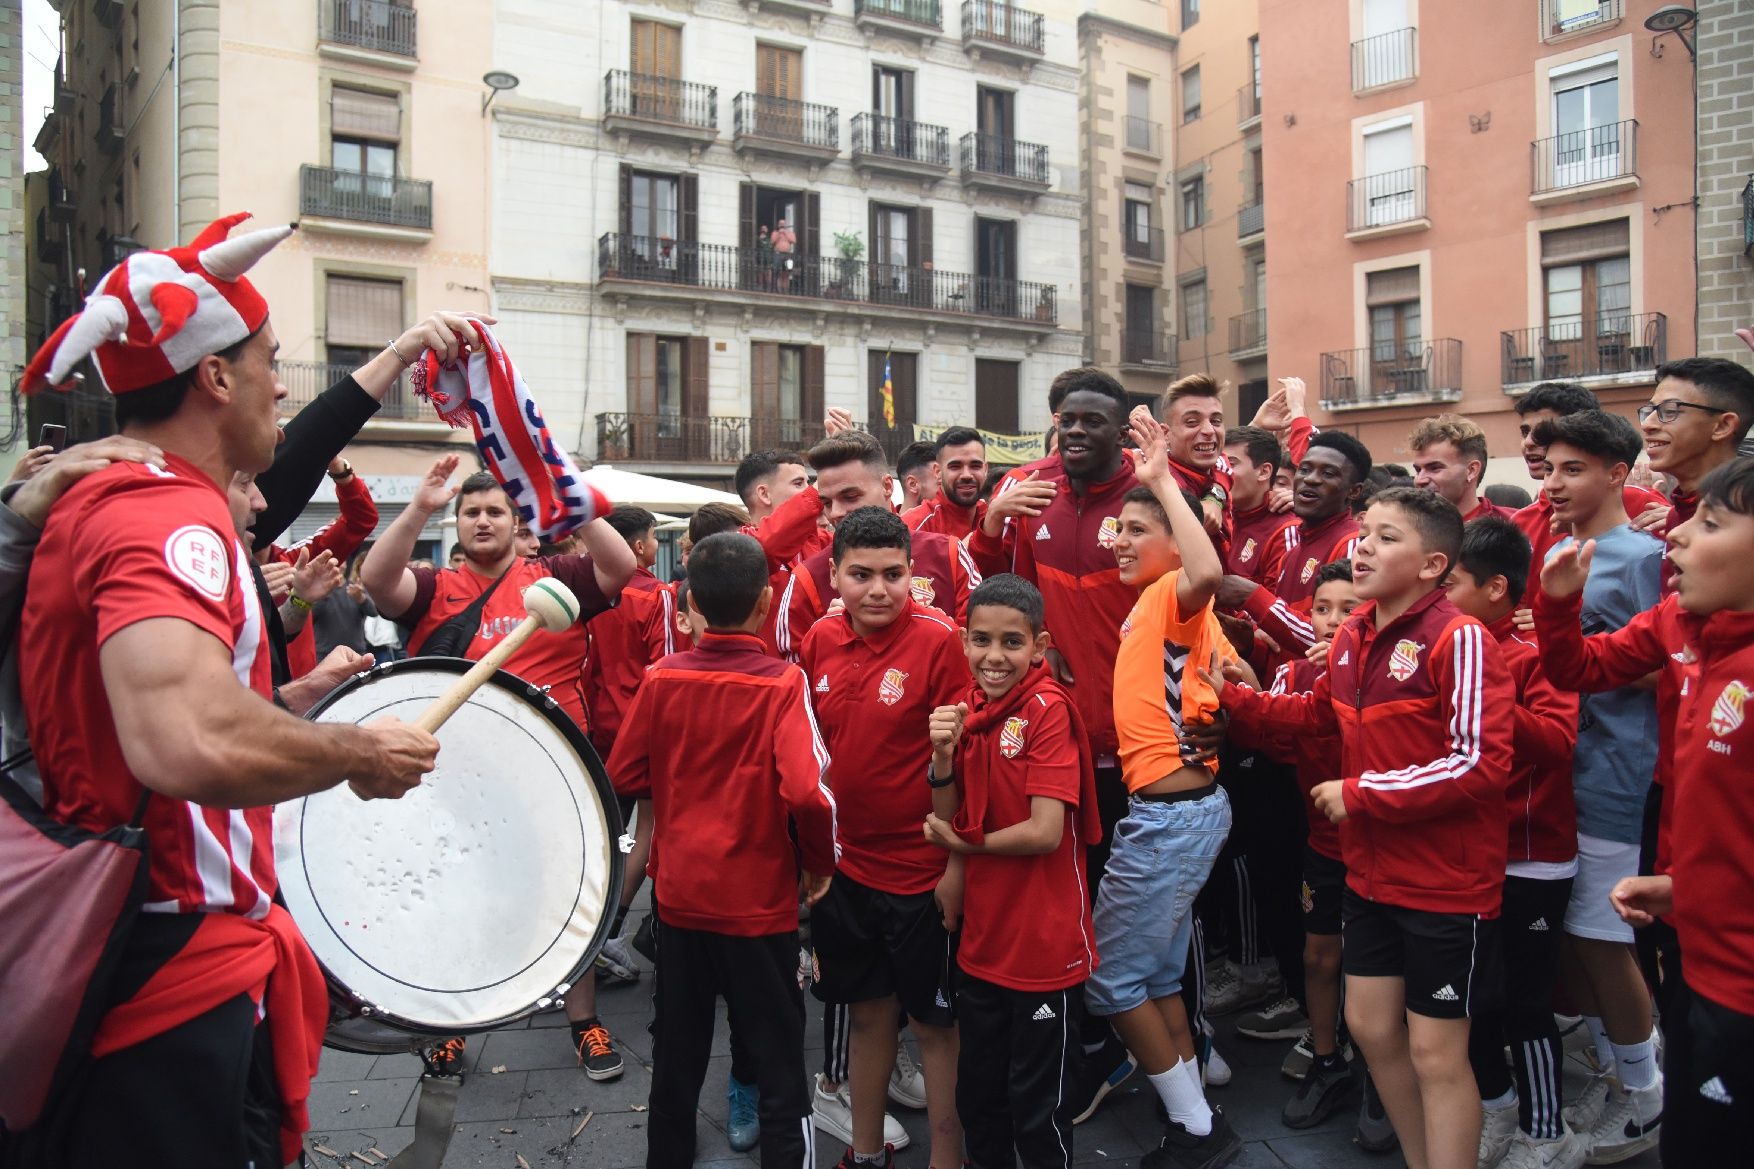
[22,455,278,916]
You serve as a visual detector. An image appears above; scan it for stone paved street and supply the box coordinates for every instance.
[306,896,1660,1169]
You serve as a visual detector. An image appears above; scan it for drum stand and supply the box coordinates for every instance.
[383,1054,462,1169]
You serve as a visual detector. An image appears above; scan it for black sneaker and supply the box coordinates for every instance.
[1070,1035,1138,1125]
[1281,1056,1356,1129]
[420,1036,467,1080]
[1354,1065,1398,1154]
[831,1145,893,1169]
[1141,1107,1243,1169]
[630,913,657,964]
[572,1017,624,1081]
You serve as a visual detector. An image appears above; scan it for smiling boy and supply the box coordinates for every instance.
[1208,487,1515,1169]
[1637,358,1754,589]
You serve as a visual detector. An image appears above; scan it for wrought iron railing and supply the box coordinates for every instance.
[1500,313,1667,386]
[1351,27,1417,91]
[1122,115,1161,155]
[1124,226,1165,261]
[1237,83,1261,124]
[603,70,718,131]
[596,413,826,464]
[851,113,950,167]
[1229,308,1267,357]
[1347,165,1426,231]
[597,233,1057,324]
[299,164,433,229]
[1531,119,1637,195]
[1238,200,1265,238]
[1541,0,1621,39]
[319,0,418,57]
[279,360,428,421]
[855,0,943,28]
[1320,338,1463,408]
[732,93,839,150]
[961,1,1044,54]
[1121,328,1174,366]
[959,133,1050,184]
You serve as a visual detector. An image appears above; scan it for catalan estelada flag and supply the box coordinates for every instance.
[880,350,896,428]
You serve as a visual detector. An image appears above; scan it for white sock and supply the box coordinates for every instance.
[1147,1058,1213,1136]
[1612,1036,1659,1092]
[1483,1087,1517,1111]
[1584,1015,1616,1076]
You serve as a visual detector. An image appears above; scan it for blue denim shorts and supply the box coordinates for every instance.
[1085,787,1232,1016]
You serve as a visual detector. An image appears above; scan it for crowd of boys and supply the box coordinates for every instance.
[586,353,1754,1169]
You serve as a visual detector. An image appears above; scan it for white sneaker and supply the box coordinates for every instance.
[810,1073,911,1151]
[1500,1127,1588,1169]
[1204,1042,1233,1088]
[1562,1072,1615,1137]
[1581,1080,1660,1165]
[888,1043,927,1110]
[593,936,640,982]
[1479,1098,1519,1167]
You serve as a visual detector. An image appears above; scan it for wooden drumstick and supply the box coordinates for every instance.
[414,578,581,734]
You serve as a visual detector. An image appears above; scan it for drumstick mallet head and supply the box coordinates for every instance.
[412,578,583,735]
[522,578,580,632]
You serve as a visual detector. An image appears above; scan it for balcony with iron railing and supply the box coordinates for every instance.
[1346,165,1428,237]
[1501,312,1667,390]
[1121,115,1162,158]
[1229,308,1267,359]
[854,0,943,36]
[602,71,719,142]
[280,361,428,422]
[1120,327,1175,369]
[299,164,433,232]
[1541,0,1622,41]
[597,233,1058,327]
[732,93,839,163]
[596,413,827,466]
[1238,199,1264,240]
[1237,83,1261,127]
[1320,338,1463,410]
[319,0,418,59]
[1531,119,1637,200]
[850,113,950,179]
[751,0,832,18]
[959,132,1050,193]
[960,1,1044,61]
[1351,27,1417,92]
[1124,226,1165,262]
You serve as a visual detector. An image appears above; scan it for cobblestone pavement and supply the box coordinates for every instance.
[307,903,1660,1169]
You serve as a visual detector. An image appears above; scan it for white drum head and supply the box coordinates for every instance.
[276,665,617,1034]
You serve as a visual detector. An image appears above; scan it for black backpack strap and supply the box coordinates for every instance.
[411,569,510,658]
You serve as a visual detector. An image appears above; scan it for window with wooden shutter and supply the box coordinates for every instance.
[975,359,1020,434]
[756,44,802,101]
[802,345,825,427]
[325,276,403,352]
[685,337,710,420]
[631,20,681,79]
[1540,218,1629,267]
[627,333,658,417]
[752,342,780,421]
[331,87,401,142]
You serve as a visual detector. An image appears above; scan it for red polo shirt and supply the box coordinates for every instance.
[800,602,970,894]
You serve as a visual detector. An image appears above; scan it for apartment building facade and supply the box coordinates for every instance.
[29,0,485,520]
[1260,0,1696,464]
[487,0,1084,486]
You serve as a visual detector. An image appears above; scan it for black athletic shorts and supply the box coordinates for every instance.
[811,871,955,1026]
[1301,847,1347,937]
[1341,889,1501,1020]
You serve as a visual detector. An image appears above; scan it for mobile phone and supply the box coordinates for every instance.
[38,424,67,453]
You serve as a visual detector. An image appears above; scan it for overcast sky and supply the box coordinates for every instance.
[21,0,61,172]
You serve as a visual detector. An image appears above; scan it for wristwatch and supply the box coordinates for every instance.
[328,459,354,482]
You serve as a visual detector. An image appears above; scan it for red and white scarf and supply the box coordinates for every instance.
[412,324,611,540]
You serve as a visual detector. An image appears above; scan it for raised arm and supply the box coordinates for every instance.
[572,515,636,600]
[361,454,458,618]
[1130,406,1222,613]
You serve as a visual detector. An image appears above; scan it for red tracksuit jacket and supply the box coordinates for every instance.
[1251,656,1344,862]
[966,457,1141,759]
[1224,589,1515,915]
[1488,615,1579,867]
[1240,509,1360,657]
[743,487,833,656]
[1665,608,1754,1016]
[584,567,675,758]
[607,631,839,935]
[775,526,977,660]
[269,473,379,678]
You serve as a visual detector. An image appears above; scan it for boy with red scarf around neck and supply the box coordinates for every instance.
[922,575,1100,1169]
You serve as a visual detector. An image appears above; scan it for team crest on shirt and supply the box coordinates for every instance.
[1000,716,1028,758]
[1239,537,1257,563]
[1300,556,1320,584]
[1710,681,1747,739]
[1387,639,1423,682]
[1097,515,1122,549]
[910,576,937,606]
[878,668,909,706]
[163,525,230,601]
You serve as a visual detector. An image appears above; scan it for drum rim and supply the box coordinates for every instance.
[293,656,626,1041]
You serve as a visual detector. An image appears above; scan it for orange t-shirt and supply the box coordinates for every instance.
[1113,569,1228,793]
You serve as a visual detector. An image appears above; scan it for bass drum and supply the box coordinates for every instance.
[275,658,625,1054]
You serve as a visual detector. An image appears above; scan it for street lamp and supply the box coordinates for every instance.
[481,71,521,114]
[1643,5,1697,61]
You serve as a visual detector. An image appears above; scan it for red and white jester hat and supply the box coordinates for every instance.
[22,212,294,396]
